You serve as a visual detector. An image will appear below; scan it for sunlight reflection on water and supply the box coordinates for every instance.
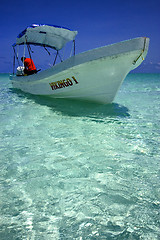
[0,74,160,239]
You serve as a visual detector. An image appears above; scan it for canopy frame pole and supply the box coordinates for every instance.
[13,46,20,66]
[17,45,19,59]
[27,44,32,59]
[27,44,35,70]
[58,51,63,62]
[44,46,50,55]
[70,43,73,57]
[13,50,15,75]
[62,45,66,61]
[22,36,27,66]
[22,44,25,67]
[73,40,75,56]
[53,50,63,66]
[53,51,58,66]
[69,40,76,57]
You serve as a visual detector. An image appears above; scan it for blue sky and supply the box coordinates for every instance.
[0,0,160,73]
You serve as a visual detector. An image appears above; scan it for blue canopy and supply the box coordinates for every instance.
[15,24,78,50]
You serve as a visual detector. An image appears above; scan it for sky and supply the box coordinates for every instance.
[0,0,160,73]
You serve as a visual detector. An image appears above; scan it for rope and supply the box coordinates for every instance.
[133,37,147,65]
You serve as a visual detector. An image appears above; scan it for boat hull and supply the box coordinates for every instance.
[10,37,149,104]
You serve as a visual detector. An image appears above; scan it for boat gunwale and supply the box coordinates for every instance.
[10,37,149,82]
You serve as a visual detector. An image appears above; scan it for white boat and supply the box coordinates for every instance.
[10,24,149,104]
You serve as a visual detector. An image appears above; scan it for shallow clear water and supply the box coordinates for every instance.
[0,73,160,240]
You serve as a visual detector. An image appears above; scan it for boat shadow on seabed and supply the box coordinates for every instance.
[11,88,130,120]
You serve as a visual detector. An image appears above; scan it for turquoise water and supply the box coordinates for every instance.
[0,73,160,240]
